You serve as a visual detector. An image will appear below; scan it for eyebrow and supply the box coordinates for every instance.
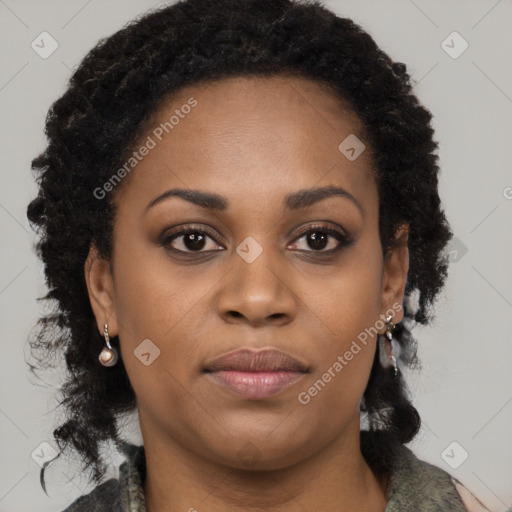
[144,185,363,216]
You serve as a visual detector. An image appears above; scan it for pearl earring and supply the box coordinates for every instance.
[99,323,118,367]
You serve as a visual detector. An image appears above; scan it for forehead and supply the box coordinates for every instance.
[114,74,376,215]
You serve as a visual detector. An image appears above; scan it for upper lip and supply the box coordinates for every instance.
[204,348,309,373]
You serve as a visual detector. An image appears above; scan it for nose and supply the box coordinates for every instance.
[216,251,297,327]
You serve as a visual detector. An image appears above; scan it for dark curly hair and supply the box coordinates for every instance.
[27,0,452,489]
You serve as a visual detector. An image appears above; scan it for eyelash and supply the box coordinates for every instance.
[160,223,352,257]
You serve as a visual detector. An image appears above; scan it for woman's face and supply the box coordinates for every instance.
[86,75,408,470]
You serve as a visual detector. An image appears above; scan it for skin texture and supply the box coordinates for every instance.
[85,75,409,511]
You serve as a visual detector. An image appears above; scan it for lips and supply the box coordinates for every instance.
[203,348,309,400]
[204,348,309,373]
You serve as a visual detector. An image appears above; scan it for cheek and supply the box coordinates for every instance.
[110,237,206,394]
[112,256,203,428]
[112,227,205,340]
[301,235,383,343]
[295,237,383,412]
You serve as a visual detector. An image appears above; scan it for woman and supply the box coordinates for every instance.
[26,0,492,510]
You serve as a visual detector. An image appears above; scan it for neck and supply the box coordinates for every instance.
[141,417,388,512]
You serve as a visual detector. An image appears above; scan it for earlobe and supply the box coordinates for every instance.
[381,224,409,323]
[84,244,118,336]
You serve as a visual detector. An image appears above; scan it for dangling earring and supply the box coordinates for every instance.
[99,323,118,367]
[378,314,399,378]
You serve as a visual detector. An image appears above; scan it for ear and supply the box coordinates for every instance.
[381,223,409,323]
[84,243,118,337]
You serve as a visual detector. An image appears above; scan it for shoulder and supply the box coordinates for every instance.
[61,478,123,512]
[363,431,494,511]
[60,443,146,512]
[451,477,493,512]
[384,442,484,512]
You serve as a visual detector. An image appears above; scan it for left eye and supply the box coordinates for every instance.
[289,226,350,253]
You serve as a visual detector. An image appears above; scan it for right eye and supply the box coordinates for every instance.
[160,226,225,255]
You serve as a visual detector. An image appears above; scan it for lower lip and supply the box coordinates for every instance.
[206,370,306,400]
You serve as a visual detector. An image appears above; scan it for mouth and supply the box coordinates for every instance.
[203,348,309,400]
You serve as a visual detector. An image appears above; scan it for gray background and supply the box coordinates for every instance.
[0,0,511,511]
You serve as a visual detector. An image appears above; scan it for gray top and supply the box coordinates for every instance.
[62,439,473,511]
